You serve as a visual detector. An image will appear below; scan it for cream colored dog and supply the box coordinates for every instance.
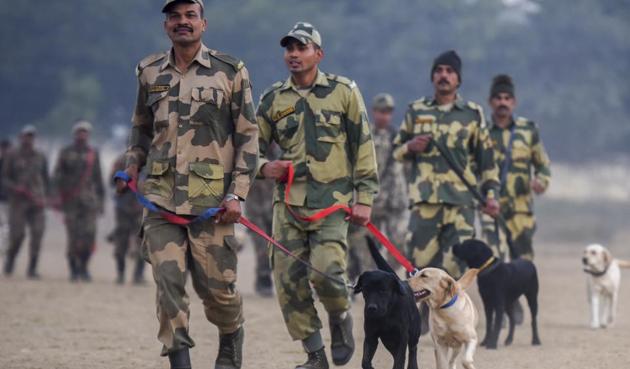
[582,244,630,329]
[408,268,479,369]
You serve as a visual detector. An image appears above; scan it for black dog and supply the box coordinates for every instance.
[453,239,541,349]
[354,238,421,369]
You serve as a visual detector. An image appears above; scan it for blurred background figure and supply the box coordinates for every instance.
[347,93,408,282]
[107,153,145,285]
[1,126,49,279]
[0,139,12,255]
[52,120,105,282]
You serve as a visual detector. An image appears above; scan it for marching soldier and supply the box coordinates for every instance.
[347,93,408,282]
[116,1,258,368]
[52,120,105,282]
[393,50,500,278]
[0,139,13,255]
[481,74,551,260]
[257,22,378,369]
[2,126,49,278]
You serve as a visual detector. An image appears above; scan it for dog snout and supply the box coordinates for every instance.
[582,257,588,265]
[366,303,378,313]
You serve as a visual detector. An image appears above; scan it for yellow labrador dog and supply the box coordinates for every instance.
[582,244,630,329]
[408,268,479,369]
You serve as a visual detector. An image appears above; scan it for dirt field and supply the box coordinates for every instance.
[1,212,629,369]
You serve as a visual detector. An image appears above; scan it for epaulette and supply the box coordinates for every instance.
[466,101,482,111]
[209,50,245,72]
[259,81,284,101]
[325,73,357,90]
[409,97,430,110]
[136,52,168,76]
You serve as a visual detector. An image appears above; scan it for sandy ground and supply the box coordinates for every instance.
[1,212,629,369]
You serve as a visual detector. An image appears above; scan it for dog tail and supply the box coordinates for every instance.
[365,236,397,275]
[617,259,630,269]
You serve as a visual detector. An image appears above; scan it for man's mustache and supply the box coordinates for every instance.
[175,26,193,32]
[497,105,510,111]
[438,79,450,85]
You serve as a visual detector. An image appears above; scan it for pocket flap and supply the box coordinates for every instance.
[149,160,170,175]
[318,110,342,125]
[192,87,223,105]
[189,162,224,179]
[317,135,345,143]
[146,91,168,107]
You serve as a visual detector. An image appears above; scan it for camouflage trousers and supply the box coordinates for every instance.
[481,212,536,260]
[63,201,98,266]
[406,204,475,278]
[271,203,350,341]
[111,208,145,277]
[347,215,407,282]
[142,210,243,356]
[6,199,45,261]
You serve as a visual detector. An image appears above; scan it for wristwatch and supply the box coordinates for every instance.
[224,193,242,202]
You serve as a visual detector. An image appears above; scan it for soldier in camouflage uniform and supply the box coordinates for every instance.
[0,139,12,255]
[53,120,105,282]
[257,22,378,369]
[2,126,49,278]
[116,1,258,368]
[393,50,500,278]
[480,74,551,260]
[108,153,145,285]
[347,93,408,282]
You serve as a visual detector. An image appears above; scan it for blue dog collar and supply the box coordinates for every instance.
[440,294,458,309]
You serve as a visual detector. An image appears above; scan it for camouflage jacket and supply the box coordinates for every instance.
[371,126,407,219]
[127,44,259,215]
[256,70,379,208]
[52,144,105,210]
[393,96,500,207]
[1,146,49,203]
[489,116,551,214]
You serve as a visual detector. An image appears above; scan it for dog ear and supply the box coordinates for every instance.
[603,249,612,267]
[457,268,479,290]
[353,275,364,294]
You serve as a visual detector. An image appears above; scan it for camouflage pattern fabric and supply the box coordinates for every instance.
[348,126,408,281]
[143,211,242,355]
[270,203,350,340]
[127,44,259,216]
[1,146,49,264]
[257,70,377,340]
[243,177,273,280]
[52,144,105,269]
[127,44,257,355]
[481,116,551,260]
[393,96,499,277]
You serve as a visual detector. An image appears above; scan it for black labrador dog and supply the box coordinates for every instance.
[453,239,541,349]
[354,237,421,369]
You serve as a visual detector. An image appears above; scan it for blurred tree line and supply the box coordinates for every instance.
[1,0,628,161]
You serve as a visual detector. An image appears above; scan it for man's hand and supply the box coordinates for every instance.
[261,160,292,180]
[217,197,242,224]
[481,198,500,218]
[349,204,372,226]
[531,178,546,195]
[116,165,138,193]
[406,135,432,153]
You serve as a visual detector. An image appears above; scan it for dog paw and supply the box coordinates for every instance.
[504,338,513,346]
[485,342,498,350]
[532,338,541,346]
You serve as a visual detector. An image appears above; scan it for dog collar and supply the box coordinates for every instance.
[479,256,496,272]
[478,257,500,276]
[584,266,609,277]
[440,294,458,309]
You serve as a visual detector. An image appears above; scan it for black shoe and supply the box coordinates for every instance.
[168,347,191,369]
[68,258,79,282]
[215,326,244,369]
[296,348,329,369]
[329,312,354,366]
[255,275,273,298]
[27,256,40,279]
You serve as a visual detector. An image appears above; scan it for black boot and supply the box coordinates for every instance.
[3,254,15,276]
[68,258,79,282]
[27,256,40,279]
[329,312,354,366]
[79,254,91,282]
[296,348,329,369]
[116,257,125,285]
[132,258,146,285]
[215,326,244,369]
[168,347,191,369]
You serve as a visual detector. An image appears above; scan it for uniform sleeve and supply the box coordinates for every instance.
[392,109,415,161]
[470,108,500,198]
[346,85,378,206]
[255,95,274,178]
[126,67,154,170]
[228,66,259,200]
[531,124,551,190]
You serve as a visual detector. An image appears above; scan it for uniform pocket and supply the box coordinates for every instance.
[188,162,225,207]
[146,91,169,130]
[316,109,343,139]
[143,159,173,199]
[190,87,224,125]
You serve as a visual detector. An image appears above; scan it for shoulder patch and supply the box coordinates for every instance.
[260,81,284,101]
[466,101,481,110]
[325,73,356,89]
[136,52,168,76]
[409,97,429,110]
[209,50,245,72]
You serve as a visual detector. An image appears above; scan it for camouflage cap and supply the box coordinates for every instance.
[21,125,37,135]
[162,0,204,13]
[280,22,322,48]
[72,120,93,134]
[372,93,395,111]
